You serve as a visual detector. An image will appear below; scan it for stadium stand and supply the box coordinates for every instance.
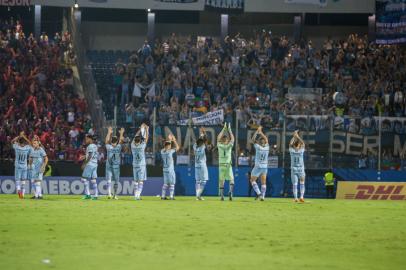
[0,18,93,161]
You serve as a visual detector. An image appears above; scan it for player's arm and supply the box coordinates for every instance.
[228,123,235,145]
[118,127,125,144]
[251,126,260,143]
[11,134,20,145]
[105,126,113,145]
[19,131,31,145]
[217,123,227,142]
[142,123,149,144]
[41,155,49,173]
[258,126,268,145]
[169,134,180,152]
[294,130,305,149]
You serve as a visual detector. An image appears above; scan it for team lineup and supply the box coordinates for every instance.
[11,123,306,202]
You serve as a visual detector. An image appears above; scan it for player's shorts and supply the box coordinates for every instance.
[82,165,98,179]
[291,167,305,185]
[15,167,28,181]
[31,166,44,181]
[219,164,234,183]
[251,166,268,178]
[106,165,120,182]
[195,166,208,182]
[133,166,147,181]
[163,170,176,185]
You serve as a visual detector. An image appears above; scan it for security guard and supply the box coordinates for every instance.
[323,171,335,199]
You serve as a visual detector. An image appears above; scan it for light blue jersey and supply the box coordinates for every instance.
[30,147,47,169]
[161,149,176,173]
[289,147,305,170]
[131,142,146,167]
[193,144,206,168]
[106,144,122,168]
[13,143,31,169]
[254,143,270,169]
[86,144,98,168]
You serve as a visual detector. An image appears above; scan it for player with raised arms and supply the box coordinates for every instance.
[217,122,235,201]
[250,126,269,201]
[131,123,149,200]
[80,134,99,200]
[28,137,48,199]
[105,127,125,200]
[193,127,210,201]
[11,131,31,199]
[289,130,306,203]
[160,133,179,200]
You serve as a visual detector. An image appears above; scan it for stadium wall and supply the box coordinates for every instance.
[81,21,367,50]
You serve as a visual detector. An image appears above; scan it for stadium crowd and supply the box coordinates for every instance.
[0,17,93,161]
[116,31,406,132]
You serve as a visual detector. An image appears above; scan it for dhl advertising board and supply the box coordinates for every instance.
[336,181,406,201]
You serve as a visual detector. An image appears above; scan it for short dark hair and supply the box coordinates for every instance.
[18,137,25,144]
[134,135,141,143]
[111,136,118,144]
[164,141,172,147]
[197,138,205,146]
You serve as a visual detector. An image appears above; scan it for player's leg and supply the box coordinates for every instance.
[90,167,98,200]
[260,171,267,201]
[15,167,22,198]
[133,166,139,199]
[37,172,44,198]
[112,167,120,199]
[250,168,261,198]
[228,166,234,201]
[195,167,201,199]
[135,166,146,200]
[291,171,299,202]
[161,172,169,199]
[197,166,208,200]
[219,166,225,200]
[299,174,306,202]
[20,169,27,198]
[106,166,112,199]
[169,171,176,200]
[81,166,92,199]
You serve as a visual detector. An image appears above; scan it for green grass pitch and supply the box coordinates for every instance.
[0,195,405,270]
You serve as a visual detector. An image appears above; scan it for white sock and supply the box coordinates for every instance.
[198,181,207,197]
[161,184,168,197]
[16,180,21,192]
[169,184,175,198]
[82,179,90,195]
[134,182,139,198]
[195,182,201,197]
[293,184,298,200]
[136,182,144,197]
[92,181,98,197]
[251,182,261,195]
[300,183,305,199]
[35,182,42,197]
[21,181,26,196]
[107,181,112,196]
[261,185,266,199]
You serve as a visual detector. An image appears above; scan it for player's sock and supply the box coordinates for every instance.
[300,183,305,199]
[195,182,200,197]
[134,182,139,198]
[251,182,261,195]
[35,182,41,198]
[198,181,207,197]
[219,187,224,198]
[91,180,98,197]
[82,179,90,195]
[261,185,266,199]
[16,180,21,192]
[169,184,175,198]
[293,184,298,200]
[113,183,118,196]
[229,183,234,196]
[136,181,144,198]
[161,184,168,198]
[107,180,112,197]
[21,181,26,196]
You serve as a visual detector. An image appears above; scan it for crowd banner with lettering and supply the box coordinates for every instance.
[336,181,406,200]
[287,88,323,101]
[0,177,163,195]
[285,0,327,7]
[376,0,406,44]
[0,0,32,6]
[177,109,224,126]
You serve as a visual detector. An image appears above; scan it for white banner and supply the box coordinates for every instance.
[177,109,224,126]
[287,87,323,101]
[285,0,327,7]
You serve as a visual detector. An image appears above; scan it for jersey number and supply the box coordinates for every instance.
[18,154,26,162]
